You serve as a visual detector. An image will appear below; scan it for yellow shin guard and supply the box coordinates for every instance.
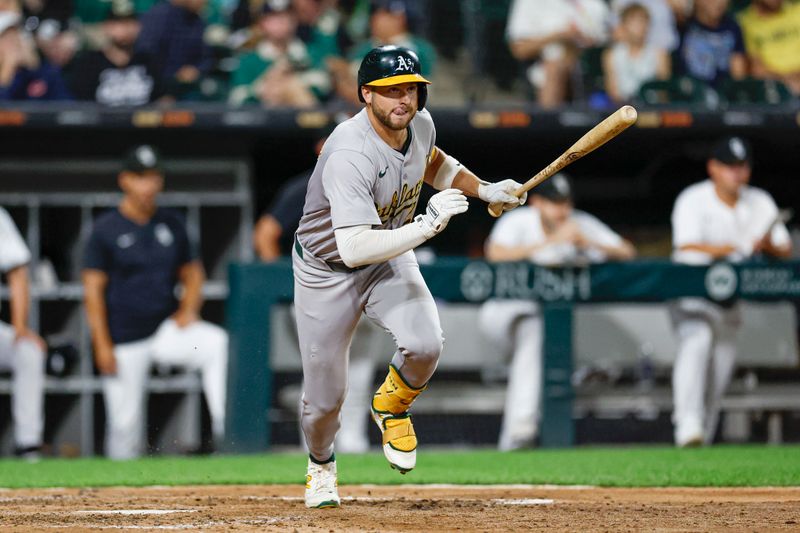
[372,365,426,456]
[372,364,426,415]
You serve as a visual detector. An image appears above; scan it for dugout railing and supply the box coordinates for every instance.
[0,158,253,457]
[225,259,800,452]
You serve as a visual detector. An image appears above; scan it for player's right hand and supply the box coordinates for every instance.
[416,188,469,239]
[95,344,117,375]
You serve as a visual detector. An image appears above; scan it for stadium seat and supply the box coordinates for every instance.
[719,78,794,105]
[637,76,723,108]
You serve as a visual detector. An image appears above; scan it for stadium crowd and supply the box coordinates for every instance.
[0,0,797,106]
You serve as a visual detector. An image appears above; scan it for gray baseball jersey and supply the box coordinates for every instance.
[296,107,436,262]
[292,107,443,461]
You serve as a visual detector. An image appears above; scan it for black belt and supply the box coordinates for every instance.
[294,236,364,274]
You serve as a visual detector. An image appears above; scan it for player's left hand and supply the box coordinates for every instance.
[172,309,199,329]
[478,179,527,211]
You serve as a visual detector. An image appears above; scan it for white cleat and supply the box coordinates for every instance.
[371,411,417,474]
[304,458,341,508]
[675,417,704,448]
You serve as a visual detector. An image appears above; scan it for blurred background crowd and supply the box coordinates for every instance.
[0,0,798,107]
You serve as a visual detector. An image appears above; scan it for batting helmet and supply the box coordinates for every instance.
[357,45,431,109]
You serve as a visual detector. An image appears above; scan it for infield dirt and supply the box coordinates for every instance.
[1,484,799,531]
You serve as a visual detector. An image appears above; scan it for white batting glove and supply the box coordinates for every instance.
[415,188,469,239]
[478,179,527,211]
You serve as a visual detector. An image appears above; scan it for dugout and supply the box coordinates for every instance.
[1,103,800,455]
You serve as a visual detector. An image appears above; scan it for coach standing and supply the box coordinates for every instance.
[82,145,228,460]
[670,136,791,448]
[0,207,46,459]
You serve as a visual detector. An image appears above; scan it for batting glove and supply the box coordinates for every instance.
[478,179,527,211]
[415,188,469,239]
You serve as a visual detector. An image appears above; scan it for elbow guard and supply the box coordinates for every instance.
[432,154,462,190]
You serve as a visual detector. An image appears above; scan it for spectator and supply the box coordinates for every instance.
[135,0,212,99]
[82,145,228,460]
[610,0,682,51]
[738,0,800,95]
[293,0,346,53]
[676,0,747,87]
[0,206,46,460]
[506,0,609,108]
[346,0,433,75]
[670,136,792,447]
[0,12,71,100]
[603,3,670,103]
[229,0,331,107]
[478,174,635,450]
[330,0,434,105]
[67,5,163,106]
[32,19,79,70]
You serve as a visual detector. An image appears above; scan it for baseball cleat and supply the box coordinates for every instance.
[371,410,417,473]
[304,457,340,509]
[675,417,704,448]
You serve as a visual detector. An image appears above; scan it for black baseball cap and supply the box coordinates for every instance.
[107,0,137,21]
[711,136,752,165]
[534,173,573,202]
[123,145,162,173]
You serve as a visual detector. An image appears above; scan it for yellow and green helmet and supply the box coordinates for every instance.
[357,45,431,108]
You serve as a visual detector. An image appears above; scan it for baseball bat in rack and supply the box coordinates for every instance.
[488,105,638,217]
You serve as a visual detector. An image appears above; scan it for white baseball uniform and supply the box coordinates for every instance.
[670,179,791,446]
[479,205,625,450]
[0,206,45,452]
[293,107,443,462]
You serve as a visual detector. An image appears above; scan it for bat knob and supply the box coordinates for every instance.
[487,202,504,218]
[621,105,638,124]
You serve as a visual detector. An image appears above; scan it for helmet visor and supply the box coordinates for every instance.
[365,73,431,86]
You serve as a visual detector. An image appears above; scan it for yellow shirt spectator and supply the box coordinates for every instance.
[738,1,800,76]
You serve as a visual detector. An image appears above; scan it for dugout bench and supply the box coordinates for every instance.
[225,259,800,453]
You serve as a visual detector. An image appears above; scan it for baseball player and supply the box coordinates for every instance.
[82,145,228,460]
[670,136,791,447]
[0,206,46,459]
[478,174,635,451]
[296,45,526,508]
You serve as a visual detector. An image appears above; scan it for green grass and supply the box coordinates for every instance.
[1,445,798,489]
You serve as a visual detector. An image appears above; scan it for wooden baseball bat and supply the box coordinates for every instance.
[488,105,638,217]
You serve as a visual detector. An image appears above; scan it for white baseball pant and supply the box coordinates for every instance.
[0,321,45,450]
[670,298,740,446]
[479,300,543,450]
[102,318,228,460]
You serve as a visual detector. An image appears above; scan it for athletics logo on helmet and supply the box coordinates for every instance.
[357,45,431,108]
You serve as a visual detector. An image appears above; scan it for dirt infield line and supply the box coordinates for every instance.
[1,484,799,532]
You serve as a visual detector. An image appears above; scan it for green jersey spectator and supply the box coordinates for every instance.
[329,0,435,105]
[229,0,334,106]
[347,0,434,77]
